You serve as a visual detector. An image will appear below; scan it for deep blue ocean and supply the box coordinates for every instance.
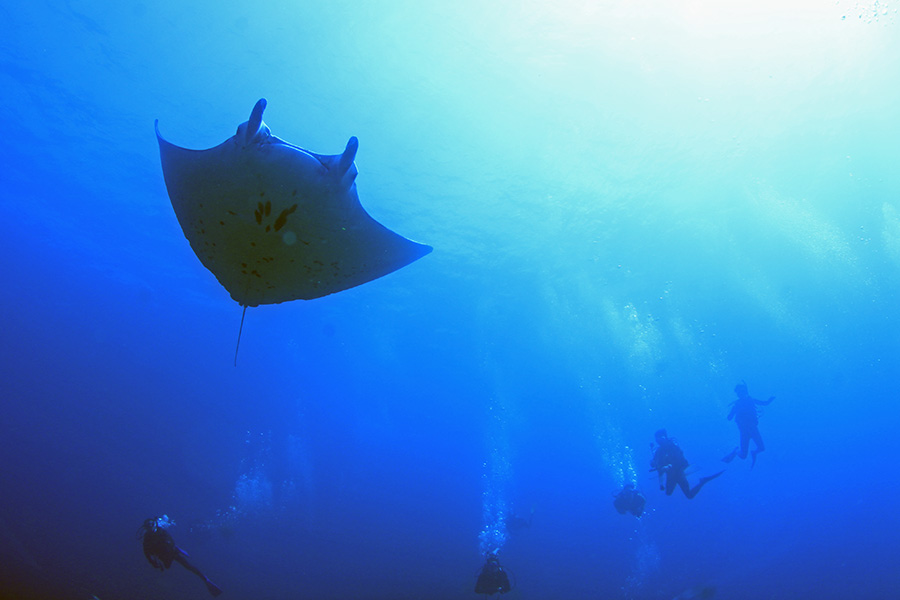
[2,2,899,599]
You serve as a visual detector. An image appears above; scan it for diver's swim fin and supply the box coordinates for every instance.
[205,580,223,597]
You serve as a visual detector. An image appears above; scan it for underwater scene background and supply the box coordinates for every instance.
[1,1,899,599]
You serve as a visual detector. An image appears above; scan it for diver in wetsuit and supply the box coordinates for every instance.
[722,380,774,468]
[613,483,646,517]
[475,552,511,595]
[650,429,723,499]
[137,516,223,597]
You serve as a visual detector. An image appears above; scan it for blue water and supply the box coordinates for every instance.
[2,2,899,599]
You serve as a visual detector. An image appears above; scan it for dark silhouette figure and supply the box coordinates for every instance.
[613,483,646,517]
[474,553,511,595]
[138,517,223,597]
[650,429,723,499]
[722,381,774,468]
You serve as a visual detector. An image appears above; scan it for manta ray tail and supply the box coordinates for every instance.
[234,305,248,367]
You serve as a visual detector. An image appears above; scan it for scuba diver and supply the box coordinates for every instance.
[722,380,774,468]
[137,515,223,597]
[613,483,646,517]
[650,429,723,499]
[474,550,512,595]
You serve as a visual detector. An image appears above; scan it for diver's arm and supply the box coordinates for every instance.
[144,549,162,570]
[649,450,663,489]
[727,405,736,420]
[758,396,775,406]
[653,456,668,490]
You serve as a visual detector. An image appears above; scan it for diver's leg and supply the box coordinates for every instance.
[753,430,765,453]
[685,470,725,499]
[750,429,765,467]
[665,473,678,496]
[172,552,204,578]
[738,429,751,459]
[173,551,223,597]
[675,475,692,498]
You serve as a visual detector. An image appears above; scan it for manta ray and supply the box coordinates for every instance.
[155,99,432,360]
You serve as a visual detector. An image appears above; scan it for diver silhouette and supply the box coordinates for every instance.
[650,429,723,499]
[475,551,512,595]
[613,483,646,517]
[722,380,774,468]
[138,516,223,597]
